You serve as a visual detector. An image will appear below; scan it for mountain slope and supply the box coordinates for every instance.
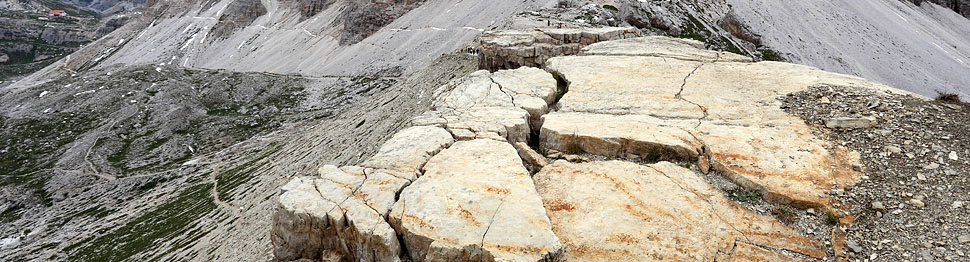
[727,0,970,98]
[58,0,554,76]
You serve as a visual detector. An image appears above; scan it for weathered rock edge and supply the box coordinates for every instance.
[479,27,642,71]
[273,66,565,262]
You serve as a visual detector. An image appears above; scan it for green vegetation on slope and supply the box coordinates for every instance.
[65,182,217,262]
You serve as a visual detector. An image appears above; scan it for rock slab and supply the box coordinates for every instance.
[533,160,825,261]
[539,36,906,209]
[389,139,562,262]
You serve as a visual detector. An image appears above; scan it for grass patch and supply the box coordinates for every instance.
[65,182,216,262]
[215,143,282,202]
[1,207,23,225]
[824,210,840,225]
[602,5,619,13]
[730,188,761,205]
[772,206,795,223]
[564,137,583,155]
[758,48,785,62]
[936,92,966,105]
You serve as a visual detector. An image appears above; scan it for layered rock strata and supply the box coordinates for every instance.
[273,35,913,261]
[479,27,642,71]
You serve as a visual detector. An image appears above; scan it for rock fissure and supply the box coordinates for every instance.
[478,197,506,262]
[675,53,720,128]
[713,239,740,262]
[488,75,517,106]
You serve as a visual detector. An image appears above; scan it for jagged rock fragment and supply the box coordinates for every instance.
[533,160,825,261]
[514,142,548,168]
[389,139,562,262]
[824,116,878,129]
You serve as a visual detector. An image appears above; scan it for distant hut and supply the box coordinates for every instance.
[49,10,67,17]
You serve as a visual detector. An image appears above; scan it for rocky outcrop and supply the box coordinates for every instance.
[535,160,825,260]
[410,67,559,143]
[210,0,268,40]
[911,0,970,17]
[272,35,916,261]
[337,0,429,45]
[272,126,454,261]
[274,61,565,262]
[389,139,562,262]
[478,27,641,71]
[539,36,907,210]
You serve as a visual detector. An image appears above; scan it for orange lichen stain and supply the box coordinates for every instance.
[567,243,635,259]
[457,204,481,227]
[546,200,577,212]
[605,233,639,244]
[712,152,759,162]
[403,214,434,230]
[484,186,510,195]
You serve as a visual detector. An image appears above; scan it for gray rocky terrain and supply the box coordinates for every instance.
[0,0,137,84]
[1,0,970,261]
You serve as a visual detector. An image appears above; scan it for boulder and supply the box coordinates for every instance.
[389,139,562,262]
[533,160,825,261]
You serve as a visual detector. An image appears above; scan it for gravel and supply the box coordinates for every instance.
[782,85,970,261]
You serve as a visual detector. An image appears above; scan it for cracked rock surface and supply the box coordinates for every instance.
[389,139,562,262]
[534,160,824,261]
[272,126,456,261]
[272,35,925,261]
[411,67,558,143]
[542,36,910,210]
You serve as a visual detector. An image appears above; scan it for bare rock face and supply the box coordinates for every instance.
[411,67,559,143]
[337,0,428,45]
[272,126,455,262]
[360,125,455,177]
[271,167,402,262]
[479,27,641,71]
[388,139,562,262]
[271,35,920,261]
[541,36,905,209]
[210,0,268,40]
[534,160,825,260]
[911,0,970,18]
